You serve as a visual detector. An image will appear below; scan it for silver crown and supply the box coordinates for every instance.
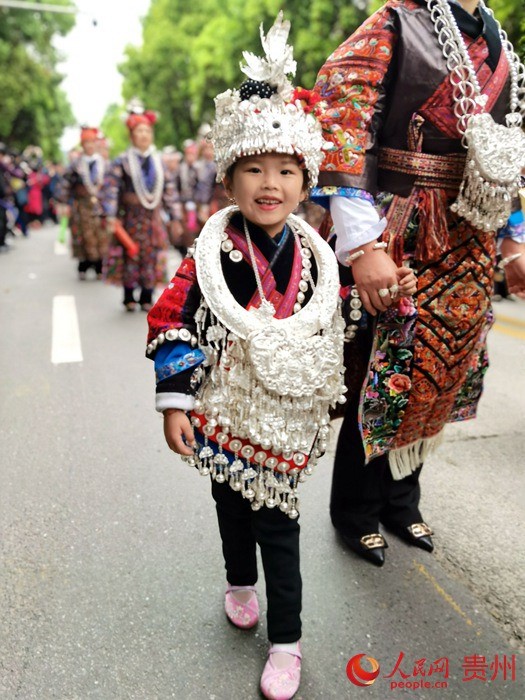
[210,12,325,187]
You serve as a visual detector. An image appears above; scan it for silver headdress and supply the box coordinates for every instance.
[210,12,326,187]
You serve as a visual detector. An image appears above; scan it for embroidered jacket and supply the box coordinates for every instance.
[314,0,511,197]
[311,0,518,474]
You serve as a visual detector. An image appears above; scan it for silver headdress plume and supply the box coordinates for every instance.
[241,12,297,100]
[211,11,325,187]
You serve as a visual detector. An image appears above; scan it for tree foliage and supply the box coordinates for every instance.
[108,0,524,152]
[99,103,130,158]
[114,0,369,149]
[0,0,75,159]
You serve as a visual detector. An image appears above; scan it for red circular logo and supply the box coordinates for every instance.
[346,654,381,687]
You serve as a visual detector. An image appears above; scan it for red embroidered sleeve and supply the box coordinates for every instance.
[314,2,402,189]
[146,257,201,345]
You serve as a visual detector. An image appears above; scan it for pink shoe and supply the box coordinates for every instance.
[260,642,302,700]
[224,585,259,629]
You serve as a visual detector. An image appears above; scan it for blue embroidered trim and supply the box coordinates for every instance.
[155,351,204,382]
[154,340,205,383]
[498,210,525,244]
[310,186,375,210]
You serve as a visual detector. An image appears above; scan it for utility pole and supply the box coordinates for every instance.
[0,1,76,12]
[0,0,98,25]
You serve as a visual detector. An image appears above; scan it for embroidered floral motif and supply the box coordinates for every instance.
[311,185,375,203]
[360,298,418,461]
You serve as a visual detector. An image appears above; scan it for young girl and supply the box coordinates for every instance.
[146,13,415,699]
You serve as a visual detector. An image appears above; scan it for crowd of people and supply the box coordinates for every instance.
[0,144,65,249]
[1,116,324,310]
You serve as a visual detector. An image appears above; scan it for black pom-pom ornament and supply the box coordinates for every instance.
[239,79,276,101]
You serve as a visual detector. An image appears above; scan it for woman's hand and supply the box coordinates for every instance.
[163,409,196,456]
[350,245,399,315]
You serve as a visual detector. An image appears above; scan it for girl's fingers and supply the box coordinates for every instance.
[172,432,194,456]
[182,422,196,449]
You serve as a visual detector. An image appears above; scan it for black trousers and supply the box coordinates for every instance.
[123,286,153,305]
[211,480,302,643]
[78,259,103,274]
[0,207,7,247]
[331,391,423,538]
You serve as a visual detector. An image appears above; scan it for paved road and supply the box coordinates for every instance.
[1,225,524,699]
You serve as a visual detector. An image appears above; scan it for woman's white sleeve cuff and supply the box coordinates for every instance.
[156,393,196,413]
[330,195,387,266]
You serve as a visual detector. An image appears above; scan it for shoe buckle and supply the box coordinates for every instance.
[408,522,433,538]
[360,533,385,550]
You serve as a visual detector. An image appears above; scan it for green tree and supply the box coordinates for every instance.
[118,0,371,149]
[490,0,524,50]
[0,0,75,159]
[117,0,523,152]
[100,103,131,158]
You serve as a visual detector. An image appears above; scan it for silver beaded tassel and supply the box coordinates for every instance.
[183,435,310,520]
[184,302,344,519]
[451,113,525,231]
[427,0,525,232]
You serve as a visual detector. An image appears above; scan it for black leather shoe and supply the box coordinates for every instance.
[382,521,434,552]
[341,533,388,567]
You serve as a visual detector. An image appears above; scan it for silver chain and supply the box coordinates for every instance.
[426,0,524,143]
[242,216,315,310]
[78,154,104,197]
[127,148,165,210]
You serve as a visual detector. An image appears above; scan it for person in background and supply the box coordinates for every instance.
[161,146,182,179]
[161,146,184,249]
[96,134,111,162]
[176,139,201,253]
[102,101,180,311]
[58,127,108,279]
[22,148,50,230]
[0,143,10,251]
[194,135,229,226]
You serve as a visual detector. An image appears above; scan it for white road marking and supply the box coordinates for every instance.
[51,296,83,364]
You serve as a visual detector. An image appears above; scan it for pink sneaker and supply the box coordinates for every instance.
[260,642,302,700]
[224,585,259,629]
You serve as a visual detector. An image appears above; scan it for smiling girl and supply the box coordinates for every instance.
[144,14,346,700]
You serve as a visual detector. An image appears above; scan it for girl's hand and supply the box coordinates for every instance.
[163,409,196,456]
[395,266,418,297]
[504,255,525,298]
[501,239,525,298]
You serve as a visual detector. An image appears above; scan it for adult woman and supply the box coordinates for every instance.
[313,0,525,565]
[102,105,180,311]
[58,127,107,279]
